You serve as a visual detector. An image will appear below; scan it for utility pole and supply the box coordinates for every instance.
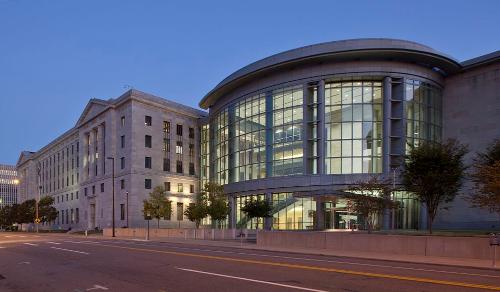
[107,157,115,237]
[126,191,129,228]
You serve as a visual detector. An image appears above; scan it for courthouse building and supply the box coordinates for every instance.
[17,38,499,231]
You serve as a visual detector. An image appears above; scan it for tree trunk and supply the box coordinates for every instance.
[427,212,433,234]
[157,218,160,229]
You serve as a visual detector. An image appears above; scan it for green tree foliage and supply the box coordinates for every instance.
[345,176,397,233]
[17,199,36,227]
[38,196,58,224]
[202,182,229,229]
[402,139,468,234]
[0,204,18,227]
[142,186,172,228]
[468,139,500,215]
[240,199,272,230]
[184,194,208,229]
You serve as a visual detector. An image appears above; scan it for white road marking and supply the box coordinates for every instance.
[177,267,328,292]
[85,284,108,291]
[18,261,30,265]
[23,243,38,246]
[50,247,89,255]
[116,241,500,279]
[0,246,5,249]
[47,242,61,245]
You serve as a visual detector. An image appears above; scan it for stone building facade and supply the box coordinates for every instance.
[17,90,206,230]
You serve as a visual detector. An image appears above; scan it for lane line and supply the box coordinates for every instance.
[76,241,500,290]
[108,240,500,279]
[50,246,89,255]
[23,243,38,246]
[177,267,328,292]
[46,242,61,245]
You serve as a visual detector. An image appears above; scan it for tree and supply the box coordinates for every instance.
[39,196,58,224]
[467,140,500,216]
[345,176,397,233]
[240,199,272,230]
[16,199,36,228]
[0,204,18,227]
[203,182,229,229]
[402,139,468,234]
[143,186,172,228]
[184,194,208,228]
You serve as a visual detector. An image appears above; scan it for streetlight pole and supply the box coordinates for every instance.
[126,191,129,228]
[36,164,41,233]
[107,157,115,237]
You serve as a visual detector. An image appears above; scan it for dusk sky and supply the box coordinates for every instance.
[1,0,499,165]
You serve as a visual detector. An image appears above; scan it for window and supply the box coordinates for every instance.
[120,157,125,169]
[145,116,152,126]
[189,162,195,175]
[176,141,183,154]
[120,204,125,220]
[163,158,170,171]
[76,191,79,200]
[71,209,74,224]
[163,121,170,133]
[189,184,194,193]
[121,116,125,127]
[145,156,152,169]
[71,193,73,200]
[120,179,125,189]
[177,203,183,221]
[100,183,104,192]
[92,185,95,195]
[84,187,88,196]
[121,135,125,148]
[176,160,183,173]
[189,127,195,139]
[145,179,152,189]
[145,135,152,148]
[177,183,183,193]
[75,208,79,223]
[164,181,171,191]
[189,144,194,157]
[176,124,183,136]
[163,138,170,152]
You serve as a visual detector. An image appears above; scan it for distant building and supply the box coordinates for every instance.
[0,164,18,207]
[17,90,206,230]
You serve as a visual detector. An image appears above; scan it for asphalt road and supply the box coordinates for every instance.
[0,232,499,292]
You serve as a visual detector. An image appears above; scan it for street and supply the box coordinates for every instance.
[0,233,499,292]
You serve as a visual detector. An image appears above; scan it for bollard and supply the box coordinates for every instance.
[489,233,499,268]
[85,230,88,237]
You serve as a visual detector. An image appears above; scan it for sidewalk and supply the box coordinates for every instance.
[90,234,499,270]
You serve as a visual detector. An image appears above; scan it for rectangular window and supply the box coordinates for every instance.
[75,208,79,223]
[120,179,125,189]
[177,183,183,193]
[145,135,152,148]
[100,183,104,192]
[145,179,152,189]
[121,116,125,127]
[189,162,195,175]
[120,204,125,220]
[163,121,170,133]
[176,160,183,173]
[189,184,194,193]
[163,138,170,152]
[121,135,125,148]
[164,181,171,191]
[176,141,183,154]
[84,187,88,196]
[145,156,152,169]
[163,158,170,171]
[176,124,183,136]
[71,193,73,200]
[145,116,152,126]
[76,191,78,200]
[120,157,125,169]
[189,127,195,139]
[177,203,183,221]
[92,185,95,195]
[189,144,194,157]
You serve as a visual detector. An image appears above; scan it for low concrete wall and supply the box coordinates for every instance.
[257,231,500,260]
[103,228,256,241]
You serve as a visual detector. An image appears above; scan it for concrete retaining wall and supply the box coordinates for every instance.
[257,231,500,260]
[103,228,256,241]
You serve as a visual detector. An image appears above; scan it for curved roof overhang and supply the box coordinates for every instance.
[200,38,461,109]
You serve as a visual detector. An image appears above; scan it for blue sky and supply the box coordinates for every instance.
[0,0,499,165]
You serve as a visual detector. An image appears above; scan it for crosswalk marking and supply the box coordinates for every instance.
[47,242,61,245]
[23,243,38,246]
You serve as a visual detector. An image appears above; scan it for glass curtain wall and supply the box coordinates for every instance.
[200,124,210,188]
[325,81,383,174]
[272,86,304,176]
[392,191,420,230]
[272,193,315,230]
[236,194,265,229]
[405,79,442,152]
[233,94,267,182]
[213,109,229,185]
